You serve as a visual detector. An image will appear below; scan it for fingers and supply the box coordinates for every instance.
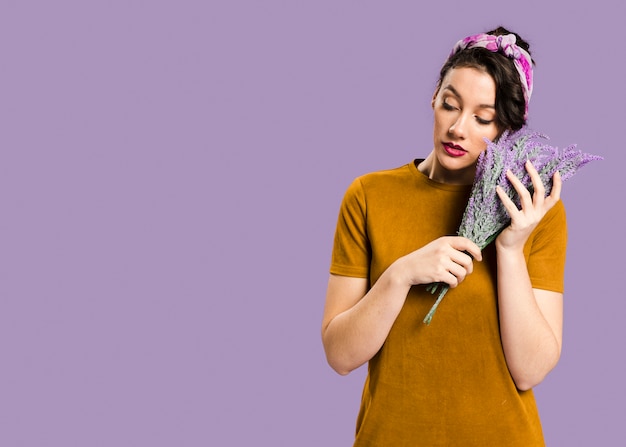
[403,236,481,288]
[451,250,474,272]
[525,160,545,205]
[443,269,462,288]
[449,236,482,262]
[495,162,563,251]
[433,256,469,288]
[501,161,561,212]
[549,170,562,202]
[495,184,519,216]
[443,237,481,287]
[504,164,533,211]
[446,257,472,288]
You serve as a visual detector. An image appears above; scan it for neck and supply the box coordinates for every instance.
[418,153,476,185]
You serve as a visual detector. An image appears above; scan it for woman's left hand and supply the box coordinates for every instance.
[495,160,562,251]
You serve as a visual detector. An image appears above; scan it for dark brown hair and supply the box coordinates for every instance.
[436,27,534,132]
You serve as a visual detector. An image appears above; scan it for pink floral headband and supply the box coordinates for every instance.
[451,33,533,119]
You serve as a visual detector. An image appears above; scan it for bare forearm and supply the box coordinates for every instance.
[323,267,410,375]
[322,236,482,376]
[496,247,561,390]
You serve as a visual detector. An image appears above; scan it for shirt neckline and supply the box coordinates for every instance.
[410,159,473,192]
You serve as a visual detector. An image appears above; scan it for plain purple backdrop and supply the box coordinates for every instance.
[1,1,623,446]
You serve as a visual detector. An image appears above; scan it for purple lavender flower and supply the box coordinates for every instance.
[423,126,602,324]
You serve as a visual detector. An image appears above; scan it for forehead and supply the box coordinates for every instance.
[439,67,496,104]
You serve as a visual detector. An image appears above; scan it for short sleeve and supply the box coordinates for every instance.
[525,200,568,293]
[329,178,371,278]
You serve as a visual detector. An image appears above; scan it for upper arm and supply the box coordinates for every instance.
[527,202,566,353]
[526,201,567,292]
[321,274,368,336]
[533,288,564,353]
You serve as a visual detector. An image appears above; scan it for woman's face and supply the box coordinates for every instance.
[431,66,500,184]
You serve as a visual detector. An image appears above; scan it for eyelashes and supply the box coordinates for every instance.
[442,100,494,125]
[475,116,494,125]
[442,100,458,111]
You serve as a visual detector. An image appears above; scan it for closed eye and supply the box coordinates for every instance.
[442,101,458,111]
[475,115,494,125]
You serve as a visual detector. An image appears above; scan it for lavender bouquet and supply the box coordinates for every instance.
[423,126,602,324]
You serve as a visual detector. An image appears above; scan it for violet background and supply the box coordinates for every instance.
[1,1,623,446]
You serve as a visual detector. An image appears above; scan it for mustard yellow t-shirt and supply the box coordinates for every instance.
[330,161,567,447]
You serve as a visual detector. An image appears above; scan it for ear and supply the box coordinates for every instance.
[431,86,440,109]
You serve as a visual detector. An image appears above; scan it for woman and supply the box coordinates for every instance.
[322,27,566,446]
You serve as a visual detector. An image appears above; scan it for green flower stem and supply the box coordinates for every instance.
[423,284,450,325]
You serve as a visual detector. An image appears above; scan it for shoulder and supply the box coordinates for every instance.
[526,199,567,255]
[359,162,414,183]
[336,163,415,218]
[345,162,416,195]
[538,199,567,229]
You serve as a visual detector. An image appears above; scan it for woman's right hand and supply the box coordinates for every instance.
[393,236,482,288]
[322,236,482,375]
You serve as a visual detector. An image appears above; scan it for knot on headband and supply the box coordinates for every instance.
[450,33,533,119]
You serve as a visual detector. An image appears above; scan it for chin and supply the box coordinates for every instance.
[438,153,475,171]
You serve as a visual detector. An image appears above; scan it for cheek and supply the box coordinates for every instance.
[432,111,449,132]
[478,136,490,151]
[471,132,492,156]
[479,128,499,148]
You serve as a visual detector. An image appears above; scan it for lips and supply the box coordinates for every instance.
[443,142,467,157]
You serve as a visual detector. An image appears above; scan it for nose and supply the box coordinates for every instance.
[448,114,468,139]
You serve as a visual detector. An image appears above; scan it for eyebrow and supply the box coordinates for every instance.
[443,85,495,110]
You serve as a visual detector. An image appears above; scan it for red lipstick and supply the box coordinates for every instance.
[443,142,466,157]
